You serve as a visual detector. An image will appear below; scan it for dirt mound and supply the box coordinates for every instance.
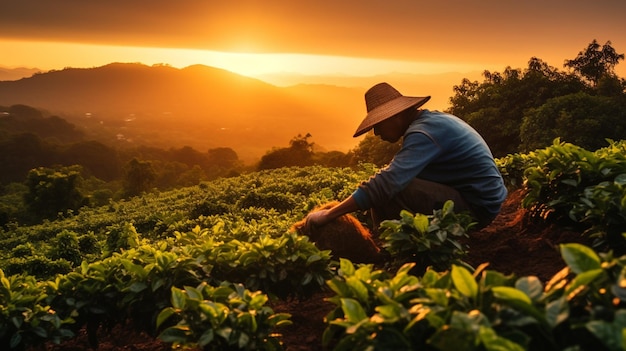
[33,189,590,351]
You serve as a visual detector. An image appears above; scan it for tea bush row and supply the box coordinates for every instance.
[0,166,370,278]
[497,139,626,248]
[324,243,626,351]
[0,223,333,350]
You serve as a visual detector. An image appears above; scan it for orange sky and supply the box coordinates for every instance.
[1,0,626,79]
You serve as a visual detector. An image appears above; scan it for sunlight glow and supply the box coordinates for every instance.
[0,39,484,78]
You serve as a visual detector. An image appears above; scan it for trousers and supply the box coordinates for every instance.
[370,178,494,231]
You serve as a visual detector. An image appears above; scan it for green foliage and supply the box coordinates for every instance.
[449,58,587,157]
[4,256,72,280]
[564,39,625,86]
[0,270,74,350]
[323,259,529,350]
[323,243,626,351]
[10,243,35,258]
[49,230,82,266]
[157,282,292,351]
[379,200,475,272]
[508,139,626,248]
[3,159,626,349]
[448,40,625,158]
[23,165,88,221]
[520,92,626,152]
[348,132,401,167]
[170,226,334,299]
[47,244,205,348]
[258,133,315,170]
[495,152,534,189]
[104,222,140,256]
[122,158,156,197]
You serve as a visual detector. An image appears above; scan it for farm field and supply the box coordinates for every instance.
[7,139,626,351]
[28,189,591,351]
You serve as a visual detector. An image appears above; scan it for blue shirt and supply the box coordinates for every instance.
[352,109,507,217]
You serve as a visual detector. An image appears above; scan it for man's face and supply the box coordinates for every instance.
[373,113,404,143]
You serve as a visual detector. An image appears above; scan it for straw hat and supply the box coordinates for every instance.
[353,83,430,137]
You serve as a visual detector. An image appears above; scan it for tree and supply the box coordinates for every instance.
[0,133,53,184]
[206,147,239,169]
[258,133,314,170]
[348,132,401,167]
[23,165,88,221]
[59,140,120,181]
[205,147,241,178]
[520,92,626,152]
[122,158,156,197]
[564,40,624,86]
[170,146,207,168]
[448,57,587,157]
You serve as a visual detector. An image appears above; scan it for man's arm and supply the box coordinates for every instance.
[305,195,360,227]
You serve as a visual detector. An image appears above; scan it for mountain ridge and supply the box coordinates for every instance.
[0,63,364,162]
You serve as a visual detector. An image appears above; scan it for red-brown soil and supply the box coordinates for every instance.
[33,189,592,351]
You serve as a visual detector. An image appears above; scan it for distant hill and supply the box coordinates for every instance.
[0,66,41,81]
[256,71,484,111]
[0,63,364,162]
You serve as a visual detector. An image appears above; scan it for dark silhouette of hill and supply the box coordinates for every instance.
[0,104,84,144]
[0,63,363,162]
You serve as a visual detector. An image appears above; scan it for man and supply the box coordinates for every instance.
[306,82,507,231]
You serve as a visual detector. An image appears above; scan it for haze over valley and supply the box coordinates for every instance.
[0,63,472,163]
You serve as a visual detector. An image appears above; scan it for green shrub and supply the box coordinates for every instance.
[0,270,74,350]
[379,200,475,273]
[10,243,35,258]
[157,282,292,351]
[104,222,140,256]
[49,230,82,266]
[4,256,72,280]
[323,242,626,351]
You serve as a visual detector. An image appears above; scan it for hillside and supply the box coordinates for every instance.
[0,63,363,162]
[29,189,592,351]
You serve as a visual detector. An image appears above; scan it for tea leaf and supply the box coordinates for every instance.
[451,265,477,300]
[340,298,367,323]
[560,243,601,274]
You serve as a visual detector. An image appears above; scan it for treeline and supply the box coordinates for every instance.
[0,104,389,226]
[0,104,246,225]
[449,39,626,157]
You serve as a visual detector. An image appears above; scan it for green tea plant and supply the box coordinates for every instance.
[0,165,370,271]
[170,226,334,299]
[541,243,626,351]
[157,282,292,351]
[569,173,626,248]
[378,200,475,272]
[323,242,626,351]
[49,229,82,266]
[323,259,533,350]
[508,139,626,247]
[0,270,74,350]
[46,244,206,348]
[496,152,533,189]
[3,255,72,280]
[521,140,626,215]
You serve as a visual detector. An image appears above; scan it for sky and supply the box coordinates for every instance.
[1,0,626,79]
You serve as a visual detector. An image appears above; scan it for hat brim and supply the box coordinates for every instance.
[353,95,431,137]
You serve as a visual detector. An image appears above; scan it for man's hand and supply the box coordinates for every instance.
[304,196,358,233]
[305,209,332,232]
